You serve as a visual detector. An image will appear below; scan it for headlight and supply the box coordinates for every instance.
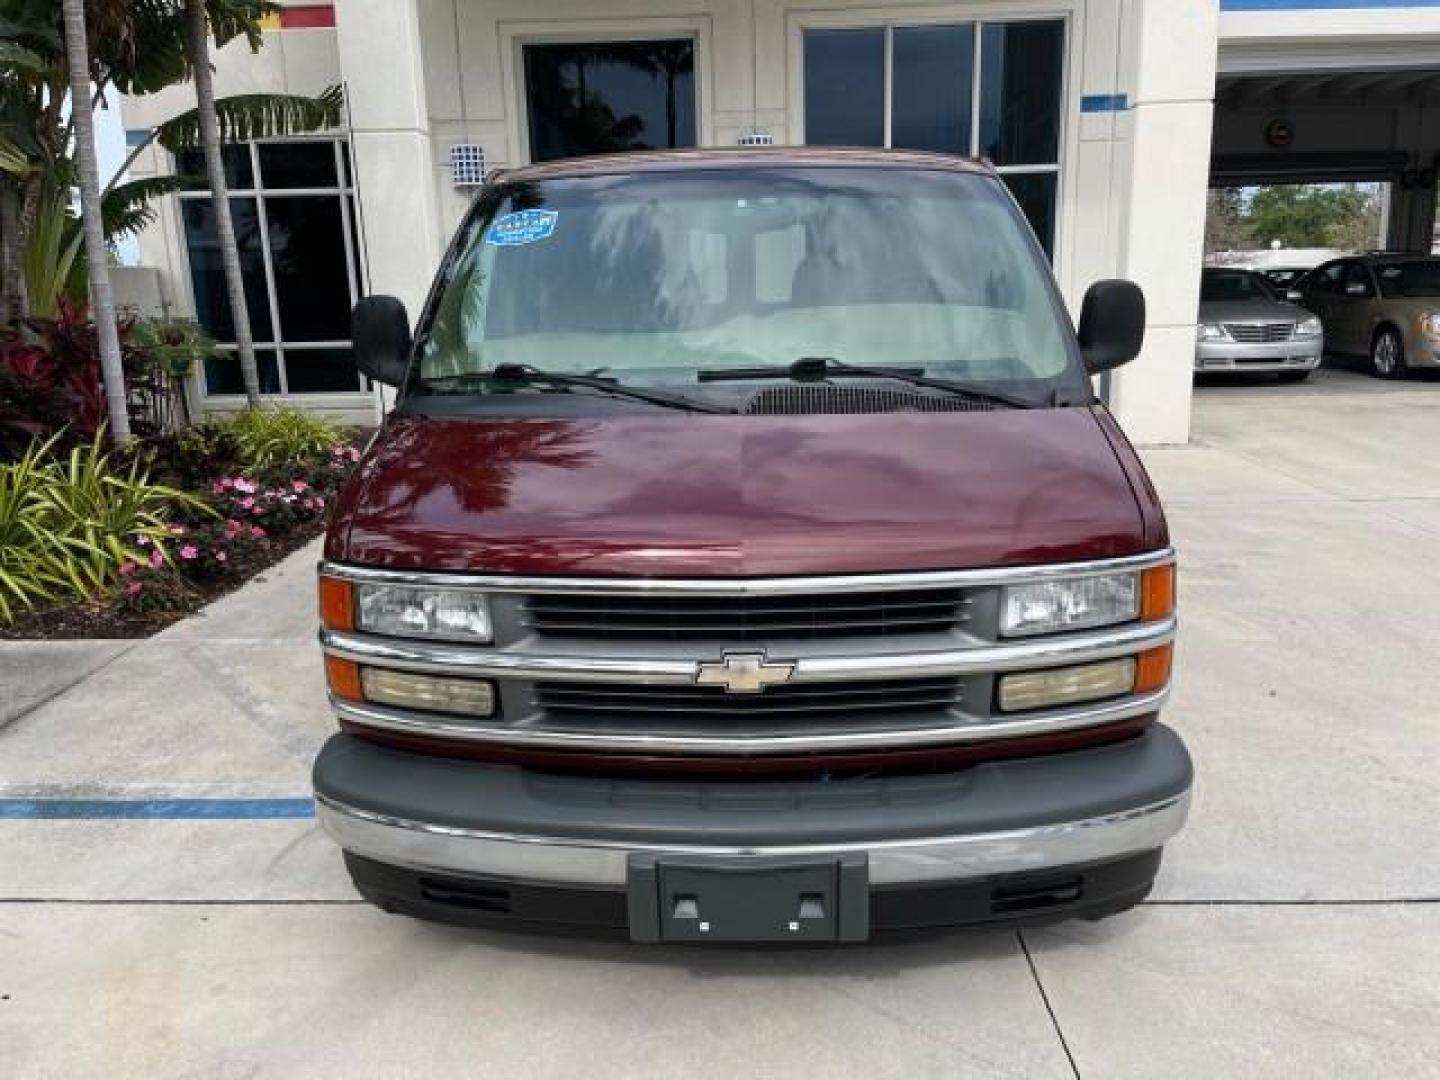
[998,659,1136,712]
[1196,323,1228,342]
[1418,312,1440,339]
[355,583,493,642]
[1000,573,1139,638]
[1295,317,1323,338]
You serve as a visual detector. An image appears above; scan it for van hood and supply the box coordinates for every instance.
[329,407,1155,576]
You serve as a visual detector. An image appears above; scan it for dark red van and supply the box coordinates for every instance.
[314,148,1189,942]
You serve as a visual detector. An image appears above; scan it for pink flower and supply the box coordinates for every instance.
[217,477,235,490]
[179,544,199,561]
[136,535,151,547]
[224,518,243,537]
[315,497,324,508]
[215,551,228,563]
[302,498,316,510]
[125,581,144,597]
[291,479,309,493]
[249,525,266,539]
[233,478,256,494]
[149,549,165,568]
[118,560,137,577]
[238,496,255,510]
[251,504,265,515]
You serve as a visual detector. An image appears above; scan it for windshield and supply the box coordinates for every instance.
[1374,259,1440,299]
[1201,270,1278,303]
[414,167,1079,399]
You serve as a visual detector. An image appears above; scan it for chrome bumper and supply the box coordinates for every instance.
[1195,338,1322,372]
[316,787,1191,886]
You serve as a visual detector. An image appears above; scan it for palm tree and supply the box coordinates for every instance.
[183,0,258,406]
[59,0,129,438]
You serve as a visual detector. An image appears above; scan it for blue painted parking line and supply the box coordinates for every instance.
[0,798,315,820]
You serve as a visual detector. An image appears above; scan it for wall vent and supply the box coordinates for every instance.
[450,144,486,187]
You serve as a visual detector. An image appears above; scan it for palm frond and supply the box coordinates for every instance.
[205,0,281,52]
[152,86,345,153]
[101,175,189,240]
[0,39,46,76]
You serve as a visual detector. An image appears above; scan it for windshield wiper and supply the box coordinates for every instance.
[698,357,1039,409]
[429,364,737,414]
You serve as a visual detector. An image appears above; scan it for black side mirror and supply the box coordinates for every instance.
[352,295,412,387]
[1077,279,1146,375]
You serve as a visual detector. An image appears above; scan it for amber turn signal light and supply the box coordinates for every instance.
[318,575,355,632]
[1133,644,1173,694]
[325,655,364,701]
[1139,564,1176,622]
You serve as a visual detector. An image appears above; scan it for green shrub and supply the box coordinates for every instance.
[0,433,209,623]
[213,408,345,470]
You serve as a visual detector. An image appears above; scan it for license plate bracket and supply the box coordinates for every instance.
[628,853,869,943]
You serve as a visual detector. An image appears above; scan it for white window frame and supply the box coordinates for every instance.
[175,137,368,399]
[499,16,715,168]
[787,3,1077,273]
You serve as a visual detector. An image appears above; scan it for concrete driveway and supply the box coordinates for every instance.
[3,367,1438,1078]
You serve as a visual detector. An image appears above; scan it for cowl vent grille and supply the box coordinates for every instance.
[743,384,996,416]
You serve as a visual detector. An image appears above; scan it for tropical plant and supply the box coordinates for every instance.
[214,406,344,469]
[0,430,207,622]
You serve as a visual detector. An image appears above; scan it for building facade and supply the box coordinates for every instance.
[120,1,1440,443]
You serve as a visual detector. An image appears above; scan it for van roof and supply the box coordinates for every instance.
[489,146,995,185]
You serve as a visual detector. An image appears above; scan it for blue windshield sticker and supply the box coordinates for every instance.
[486,209,558,247]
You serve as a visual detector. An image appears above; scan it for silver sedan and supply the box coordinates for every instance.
[1195,268,1324,382]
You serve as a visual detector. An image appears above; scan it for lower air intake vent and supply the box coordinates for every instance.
[744,385,996,416]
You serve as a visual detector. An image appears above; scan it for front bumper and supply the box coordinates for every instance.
[314,725,1192,935]
[1195,338,1323,373]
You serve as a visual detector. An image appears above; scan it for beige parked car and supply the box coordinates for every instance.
[1291,254,1440,379]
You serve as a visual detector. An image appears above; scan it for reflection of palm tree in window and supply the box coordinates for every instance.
[525,41,694,159]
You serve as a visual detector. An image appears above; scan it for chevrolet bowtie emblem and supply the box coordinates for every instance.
[694,652,796,694]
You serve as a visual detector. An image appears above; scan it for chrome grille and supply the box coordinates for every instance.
[744,385,995,416]
[534,677,964,726]
[1224,322,1293,343]
[524,589,970,640]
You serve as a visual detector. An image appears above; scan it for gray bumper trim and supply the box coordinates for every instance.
[317,789,1190,886]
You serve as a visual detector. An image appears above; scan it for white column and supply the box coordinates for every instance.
[1106,1,1218,445]
[335,0,442,323]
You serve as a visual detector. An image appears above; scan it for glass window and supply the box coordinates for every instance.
[803,20,1064,261]
[1200,270,1278,303]
[265,196,353,341]
[1310,262,1345,294]
[258,142,338,188]
[1000,173,1057,257]
[174,145,253,188]
[1340,263,1375,297]
[418,168,1080,400]
[979,21,1064,166]
[204,349,281,396]
[181,197,272,342]
[892,25,974,155]
[179,140,364,396]
[803,29,885,147]
[283,347,363,393]
[1373,259,1440,298]
[523,40,696,162]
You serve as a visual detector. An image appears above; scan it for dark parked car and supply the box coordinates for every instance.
[313,148,1189,943]
[1291,253,1440,378]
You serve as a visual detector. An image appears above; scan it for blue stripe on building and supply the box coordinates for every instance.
[1081,94,1129,114]
[0,798,316,820]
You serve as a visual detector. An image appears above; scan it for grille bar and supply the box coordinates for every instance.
[525,590,970,641]
[1224,322,1293,343]
[534,677,964,724]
